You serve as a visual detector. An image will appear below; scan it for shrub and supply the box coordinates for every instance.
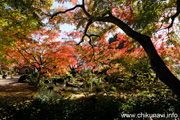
[0,90,179,120]
[34,88,58,102]
[18,74,31,83]
[18,73,38,85]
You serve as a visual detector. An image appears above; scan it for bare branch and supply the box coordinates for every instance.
[81,0,91,17]
[156,11,172,32]
[15,46,33,67]
[17,43,42,68]
[166,12,180,29]
[77,20,92,45]
[51,5,82,19]
[86,34,95,62]
[23,49,40,66]
[88,37,95,61]
[165,0,180,29]
[51,0,91,19]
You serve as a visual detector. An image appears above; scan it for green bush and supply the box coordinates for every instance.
[34,88,58,102]
[129,91,180,114]
[18,73,38,85]
[0,91,179,120]
[18,74,31,83]
[39,82,48,88]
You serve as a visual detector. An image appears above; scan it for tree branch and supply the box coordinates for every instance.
[15,46,33,67]
[81,0,90,17]
[95,15,150,46]
[51,0,91,19]
[165,0,180,29]
[51,5,82,19]
[49,0,180,97]
[23,49,40,66]
[5,52,19,65]
[77,20,92,45]
[87,35,95,61]
[156,10,172,32]
[89,10,180,97]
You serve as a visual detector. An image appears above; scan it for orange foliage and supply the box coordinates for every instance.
[5,29,77,76]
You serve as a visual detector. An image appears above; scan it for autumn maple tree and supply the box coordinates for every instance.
[5,28,77,87]
[48,0,180,97]
[1,0,180,97]
[0,0,54,63]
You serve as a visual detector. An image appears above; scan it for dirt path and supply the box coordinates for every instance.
[0,75,21,85]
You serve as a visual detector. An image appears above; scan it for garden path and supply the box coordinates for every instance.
[0,75,21,85]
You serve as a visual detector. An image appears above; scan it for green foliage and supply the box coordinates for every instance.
[110,86,117,91]
[39,81,48,88]
[78,69,102,86]
[103,54,156,90]
[0,90,179,120]
[0,0,54,62]
[126,91,180,114]
[132,0,168,35]
[0,98,64,120]
[18,73,38,85]
[28,72,39,85]
[35,88,58,102]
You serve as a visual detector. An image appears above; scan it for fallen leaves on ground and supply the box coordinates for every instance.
[0,84,37,103]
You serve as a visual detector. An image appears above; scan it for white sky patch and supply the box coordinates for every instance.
[49,1,80,42]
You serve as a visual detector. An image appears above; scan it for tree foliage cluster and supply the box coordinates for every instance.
[0,0,180,98]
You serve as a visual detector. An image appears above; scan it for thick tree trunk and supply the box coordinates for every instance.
[97,15,180,97]
[137,35,180,98]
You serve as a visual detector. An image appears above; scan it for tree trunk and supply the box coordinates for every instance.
[137,35,180,98]
[36,70,42,88]
[97,15,180,97]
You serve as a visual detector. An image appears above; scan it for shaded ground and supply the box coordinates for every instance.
[0,75,86,102]
[0,75,37,102]
[0,75,166,102]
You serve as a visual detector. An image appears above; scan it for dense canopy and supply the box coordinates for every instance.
[0,0,180,97]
